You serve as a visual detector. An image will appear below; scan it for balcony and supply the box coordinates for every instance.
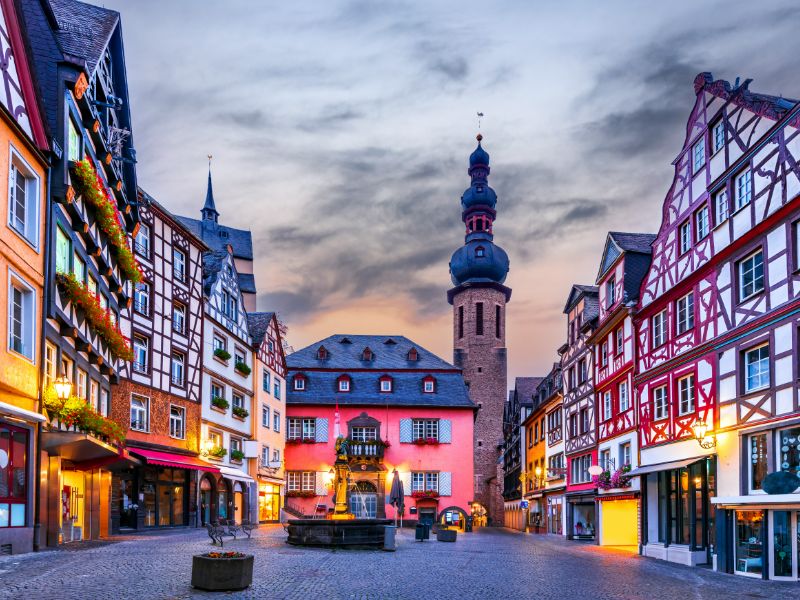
[345,439,386,460]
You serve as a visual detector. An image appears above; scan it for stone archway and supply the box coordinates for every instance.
[438,505,469,531]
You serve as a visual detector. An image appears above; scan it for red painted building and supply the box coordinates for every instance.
[284,335,476,531]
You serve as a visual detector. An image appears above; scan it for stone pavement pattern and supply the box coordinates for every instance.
[0,526,793,599]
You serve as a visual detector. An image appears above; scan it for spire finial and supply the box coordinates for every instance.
[476,133,483,142]
[477,111,484,131]
[202,155,219,222]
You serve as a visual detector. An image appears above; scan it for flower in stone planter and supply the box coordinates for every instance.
[214,348,231,361]
[234,361,251,376]
[211,396,229,410]
[204,551,246,559]
[232,406,249,419]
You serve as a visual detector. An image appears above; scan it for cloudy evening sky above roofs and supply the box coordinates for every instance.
[90,0,799,384]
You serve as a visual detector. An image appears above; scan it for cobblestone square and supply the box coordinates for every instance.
[0,526,794,600]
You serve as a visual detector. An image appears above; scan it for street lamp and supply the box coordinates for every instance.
[691,419,716,449]
[533,466,543,489]
[53,364,72,401]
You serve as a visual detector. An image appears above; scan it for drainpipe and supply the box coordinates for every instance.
[33,162,53,552]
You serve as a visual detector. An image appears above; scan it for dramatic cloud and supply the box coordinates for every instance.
[93,0,800,382]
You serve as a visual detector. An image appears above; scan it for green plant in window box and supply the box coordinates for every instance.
[214,348,231,361]
[232,406,249,419]
[234,361,251,376]
[230,449,245,462]
[208,446,227,459]
[211,396,229,410]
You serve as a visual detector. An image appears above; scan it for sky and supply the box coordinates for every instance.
[90,0,800,385]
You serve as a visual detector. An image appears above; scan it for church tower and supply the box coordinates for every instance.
[448,134,511,526]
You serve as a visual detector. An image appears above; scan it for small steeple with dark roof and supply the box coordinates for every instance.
[202,157,219,223]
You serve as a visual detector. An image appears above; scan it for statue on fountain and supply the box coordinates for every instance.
[332,437,355,520]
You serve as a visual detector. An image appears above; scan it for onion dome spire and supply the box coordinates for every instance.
[448,134,509,287]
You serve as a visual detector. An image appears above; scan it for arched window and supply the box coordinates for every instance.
[423,375,436,394]
[379,375,393,393]
[407,347,419,361]
[317,346,328,360]
[362,347,373,361]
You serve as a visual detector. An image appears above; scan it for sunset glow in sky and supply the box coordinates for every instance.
[91,0,799,383]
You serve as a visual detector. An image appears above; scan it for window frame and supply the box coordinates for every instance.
[679,219,692,255]
[737,248,765,302]
[695,205,709,241]
[130,394,149,432]
[7,270,36,361]
[692,137,705,173]
[712,119,725,154]
[735,168,752,211]
[652,310,667,349]
[715,188,729,225]
[742,343,770,394]
[171,351,185,387]
[7,146,40,250]
[677,374,696,416]
[169,405,185,440]
[653,385,668,421]
[172,248,186,282]
[675,292,695,336]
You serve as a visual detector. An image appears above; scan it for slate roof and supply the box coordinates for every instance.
[514,377,543,406]
[246,311,275,348]
[563,284,598,314]
[176,216,254,261]
[608,232,656,255]
[238,273,256,294]
[288,334,456,371]
[47,0,118,74]
[287,335,473,409]
[201,251,226,296]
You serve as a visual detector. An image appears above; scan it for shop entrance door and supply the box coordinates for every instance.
[234,483,244,524]
[119,476,138,529]
[769,511,798,581]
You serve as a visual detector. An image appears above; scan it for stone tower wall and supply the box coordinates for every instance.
[452,286,507,526]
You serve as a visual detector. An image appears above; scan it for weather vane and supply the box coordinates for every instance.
[477,111,484,130]
[207,154,212,168]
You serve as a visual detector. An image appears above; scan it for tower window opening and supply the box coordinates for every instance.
[458,305,464,339]
[476,302,484,335]
[475,219,483,232]
[476,246,485,258]
[495,304,501,338]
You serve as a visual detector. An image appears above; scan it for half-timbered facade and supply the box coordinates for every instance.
[560,284,599,540]
[111,192,214,532]
[247,311,287,523]
[503,377,540,531]
[21,0,141,547]
[198,246,255,525]
[0,0,49,555]
[588,232,654,547]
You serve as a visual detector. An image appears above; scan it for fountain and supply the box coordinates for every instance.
[286,437,391,547]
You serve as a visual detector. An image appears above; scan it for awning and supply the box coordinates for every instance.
[0,401,46,424]
[219,465,255,484]
[129,448,220,473]
[626,456,707,477]
[712,494,800,507]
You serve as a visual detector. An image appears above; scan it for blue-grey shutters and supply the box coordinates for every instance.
[315,471,329,496]
[399,418,413,443]
[439,472,452,496]
[315,417,329,442]
[439,419,452,443]
[400,471,412,496]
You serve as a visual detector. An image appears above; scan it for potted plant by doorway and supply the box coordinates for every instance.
[191,551,253,591]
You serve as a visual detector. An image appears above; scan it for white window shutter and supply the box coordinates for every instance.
[315,417,328,442]
[439,419,452,443]
[400,471,412,495]
[315,471,328,496]
[439,472,452,496]
[399,418,412,443]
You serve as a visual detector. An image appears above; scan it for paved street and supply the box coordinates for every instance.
[0,525,794,599]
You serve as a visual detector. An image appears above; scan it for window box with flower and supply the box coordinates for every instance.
[213,348,231,362]
[211,396,229,412]
[232,406,249,419]
[411,490,440,499]
[230,449,245,462]
[413,437,440,446]
[592,465,632,491]
[207,446,227,459]
[286,490,316,498]
[234,361,251,376]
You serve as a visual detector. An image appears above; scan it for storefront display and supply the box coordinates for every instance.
[571,503,596,539]
[734,510,763,577]
[258,483,281,522]
[0,424,27,529]
[547,496,563,534]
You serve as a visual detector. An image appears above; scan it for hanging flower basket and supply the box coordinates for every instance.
[411,490,440,499]
[71,159,143,284]
[55,272,133,361]
[592,465,633,490]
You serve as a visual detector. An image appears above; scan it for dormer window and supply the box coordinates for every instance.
[293,375,306,391]
[317,346,328,360]
[475,246,485,258]
[407,348,419,361]
[380,376,393,393]
[423,376,436,393]
[362,347,373,361]
[338,375,351,392]
[340,337,352,344]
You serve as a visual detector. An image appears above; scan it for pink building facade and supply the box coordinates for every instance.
[284,335,476,531]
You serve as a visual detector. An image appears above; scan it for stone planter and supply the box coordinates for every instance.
[191,553,253,591]
[436,529,457,542]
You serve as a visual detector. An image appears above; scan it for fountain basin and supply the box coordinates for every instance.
[287,518,392,547]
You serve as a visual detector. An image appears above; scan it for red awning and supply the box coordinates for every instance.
[129,448,220,473]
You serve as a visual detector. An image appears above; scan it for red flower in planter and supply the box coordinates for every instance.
[72,159,143,284]
[55,272,133,361]
[411,490,440,499]
[301,438,316,444]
